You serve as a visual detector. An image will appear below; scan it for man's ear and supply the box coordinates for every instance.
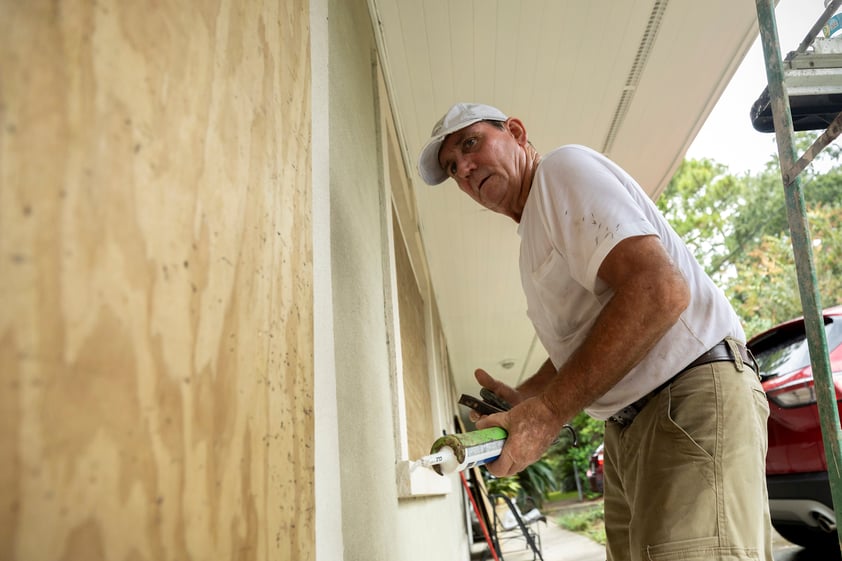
[505,118,528,146]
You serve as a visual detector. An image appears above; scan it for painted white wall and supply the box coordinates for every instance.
[313,0,345,559]
[326,0,471,559]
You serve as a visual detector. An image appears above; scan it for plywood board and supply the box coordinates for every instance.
[0,1,314,559]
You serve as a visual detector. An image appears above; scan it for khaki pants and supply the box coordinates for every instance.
[603,356,773,561]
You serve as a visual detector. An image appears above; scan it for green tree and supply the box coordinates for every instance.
[658,133,842,335]
[543,411,604,497]
[732,205,842,335]
[656,158,743,280]
[656,158,788,286]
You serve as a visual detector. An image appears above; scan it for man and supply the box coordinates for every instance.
[417,102,773,561]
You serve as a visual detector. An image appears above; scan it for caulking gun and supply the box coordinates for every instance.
[414,427,508,475]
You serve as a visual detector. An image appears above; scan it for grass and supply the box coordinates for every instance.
[555,502,606,545]
[545,490,579,502]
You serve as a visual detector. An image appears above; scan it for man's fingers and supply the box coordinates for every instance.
[486,449,518,477]
[479,397,555,477]
[474,368,519,406]
[474,411,507,430]
[474,368,497,389]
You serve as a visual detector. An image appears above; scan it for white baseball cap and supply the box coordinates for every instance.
[417,102,508,185]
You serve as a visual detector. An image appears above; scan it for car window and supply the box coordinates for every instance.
[753,316,842,378]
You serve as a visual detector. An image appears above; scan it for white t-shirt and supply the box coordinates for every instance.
[517,145,745,420]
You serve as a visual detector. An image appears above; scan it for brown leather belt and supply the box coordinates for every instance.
[608,340,757,428]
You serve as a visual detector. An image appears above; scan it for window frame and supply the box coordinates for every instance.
[375,70,456,498]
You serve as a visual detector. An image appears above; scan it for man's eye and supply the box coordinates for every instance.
[464,137,476,149]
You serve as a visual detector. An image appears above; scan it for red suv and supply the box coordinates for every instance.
[748,305,842,551]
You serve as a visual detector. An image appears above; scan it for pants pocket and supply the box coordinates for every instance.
[663,365,718,460]
[644,537,760,560]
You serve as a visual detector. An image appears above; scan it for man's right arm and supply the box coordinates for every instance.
[516,357,557,398]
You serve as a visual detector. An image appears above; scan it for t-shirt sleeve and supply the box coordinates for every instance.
[532,147,659,293]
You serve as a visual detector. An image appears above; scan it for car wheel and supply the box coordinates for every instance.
[773,522,840,552]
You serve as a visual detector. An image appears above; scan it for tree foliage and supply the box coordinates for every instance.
[545,411,605,496]
[732,205,842,335]
[658,132,842,335]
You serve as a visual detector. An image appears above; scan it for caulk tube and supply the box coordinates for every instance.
[426,427,508,475]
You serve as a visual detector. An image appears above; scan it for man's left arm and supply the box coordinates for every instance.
[476,234,690,476]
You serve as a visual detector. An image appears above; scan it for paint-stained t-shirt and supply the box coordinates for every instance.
[517,144,744,420]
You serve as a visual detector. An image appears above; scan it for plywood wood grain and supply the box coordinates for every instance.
[0,1,314,559]
[392,213,433,461]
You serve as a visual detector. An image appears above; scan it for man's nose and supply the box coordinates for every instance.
[456,156,474,178]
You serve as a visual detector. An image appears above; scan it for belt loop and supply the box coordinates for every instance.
[746,347,761,380]
[725,337,745,372]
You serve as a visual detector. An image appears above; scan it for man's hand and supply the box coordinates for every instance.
[474,395,563,477]
[474,369,523,405]
[467,369,524,423]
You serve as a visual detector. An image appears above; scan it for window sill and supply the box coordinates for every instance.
[396,460,453,498]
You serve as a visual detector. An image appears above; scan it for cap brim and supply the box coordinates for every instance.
[418,136,449,185]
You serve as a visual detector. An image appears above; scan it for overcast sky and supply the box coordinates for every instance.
[686,0,830,173]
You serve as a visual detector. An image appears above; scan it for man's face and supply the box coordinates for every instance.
[437,119,528,220]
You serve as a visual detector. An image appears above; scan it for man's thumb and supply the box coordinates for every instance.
[475,368,496,388]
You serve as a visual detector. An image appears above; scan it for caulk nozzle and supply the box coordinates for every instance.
[412,447,457,474]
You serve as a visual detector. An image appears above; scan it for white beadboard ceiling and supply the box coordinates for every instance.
[368,0,764,401]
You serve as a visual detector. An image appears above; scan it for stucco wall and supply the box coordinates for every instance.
[0,1,314,560]
[328,0,470,559]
